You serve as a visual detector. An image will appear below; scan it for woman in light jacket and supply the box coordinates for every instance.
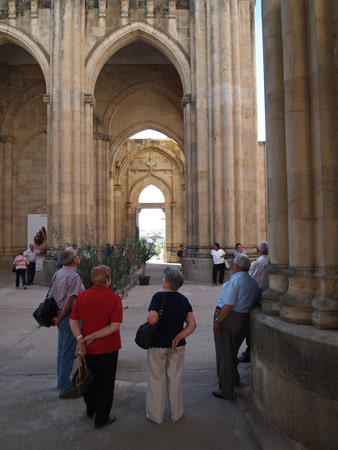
[146,267,197,424]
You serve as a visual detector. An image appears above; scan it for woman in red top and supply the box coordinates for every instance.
[70,265,123,429]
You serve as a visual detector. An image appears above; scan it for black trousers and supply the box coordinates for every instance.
[27,262,36,284]
[212,263,225,284]
[84,351,119,426]
[15,269,27,287]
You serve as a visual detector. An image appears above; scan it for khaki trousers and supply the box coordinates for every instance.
[213,308,249,398]
[146,346,185,424]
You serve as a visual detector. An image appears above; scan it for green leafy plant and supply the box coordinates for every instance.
[134,237,160,276]
[52,225,138,298]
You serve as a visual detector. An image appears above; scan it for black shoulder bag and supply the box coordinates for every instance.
[33,272,59,327]
[135,293,166,350]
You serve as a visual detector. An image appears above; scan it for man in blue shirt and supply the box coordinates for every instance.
[213,254,260,399]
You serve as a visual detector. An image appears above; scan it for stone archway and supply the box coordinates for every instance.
[0,23,50,91]
[89,29,188,250]
[85,21,191,95]
[111,139,185,262]
[0,38,48,267]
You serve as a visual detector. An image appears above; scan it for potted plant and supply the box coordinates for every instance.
[136,237,159,285]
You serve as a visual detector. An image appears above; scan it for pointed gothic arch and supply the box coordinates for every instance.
[0,23,50,91]
[110,122,184,158]
[85,21,191,95]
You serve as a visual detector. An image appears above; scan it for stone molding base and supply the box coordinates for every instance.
[251,309,338,450]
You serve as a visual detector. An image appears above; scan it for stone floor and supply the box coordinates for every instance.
[0,264,305,450]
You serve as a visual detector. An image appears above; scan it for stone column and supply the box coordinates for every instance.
[184,0,259,281]
[171,202,176,249]
[262,0,338,328]
[221,1,235,249]
[278,0,314,324]
[113,184,122,245]
[94,133,109,240]
[261,0,288,315]
[84,95,95,228]
[72,0,84,239]
[189,0,209,255]
[93,134,100,236]
[182,94,194,249]
[49,0,87,244]
[2,136,14,261]
[58,0,74,237]
[104,137,111,240]
[309,0,338,329]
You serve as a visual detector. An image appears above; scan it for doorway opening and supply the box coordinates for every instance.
[138,185,165,262]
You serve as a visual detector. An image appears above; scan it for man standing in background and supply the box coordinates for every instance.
[24,244,40,285]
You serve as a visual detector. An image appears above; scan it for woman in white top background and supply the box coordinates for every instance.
[210,243,226,286]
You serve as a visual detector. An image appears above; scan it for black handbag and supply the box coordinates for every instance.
[135,293,166,349]
[69,355,94,399]
[33,273,58,327]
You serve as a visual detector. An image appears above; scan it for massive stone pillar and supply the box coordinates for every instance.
[48,0,91,246]
[183,0,260,281]
[261,0,338,330]
[253,1,338,448]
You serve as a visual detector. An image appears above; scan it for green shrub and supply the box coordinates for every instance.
[53,226,140,298]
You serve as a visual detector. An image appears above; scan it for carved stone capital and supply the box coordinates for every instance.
[121,0,129,18]
[0,135,14,144]
[169,0,176,18]
[84,93,96,108]
[30,0,38,18]
[181,94,192,107]
[8,0,16,19]
[146,0,154,18]
[99,0,106,18]
[43,94,51,105]
[94,133,110,142]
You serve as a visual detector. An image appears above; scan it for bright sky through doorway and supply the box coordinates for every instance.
[138,186,166,233]
[138,185,165,203]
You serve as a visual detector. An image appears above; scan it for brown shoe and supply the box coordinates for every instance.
[95,415,116,429]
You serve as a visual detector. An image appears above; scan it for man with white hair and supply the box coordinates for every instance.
[50,247,84,399]
[238,240,269,363]
[249,240,269,290]
[213,254,260,400]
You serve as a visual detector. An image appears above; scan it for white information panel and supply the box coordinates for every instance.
[27,214,48,271]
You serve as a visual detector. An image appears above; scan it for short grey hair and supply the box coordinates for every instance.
[234,254,251,272]
[61,247,77,266]
[163,266,184,291]
[257,240,268,255]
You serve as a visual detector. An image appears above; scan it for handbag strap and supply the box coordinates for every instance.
[157,292,166,321]
[15,257,26,267]
[46,270,58,297]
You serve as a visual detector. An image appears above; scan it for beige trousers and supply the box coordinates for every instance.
[146,346,185,424]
